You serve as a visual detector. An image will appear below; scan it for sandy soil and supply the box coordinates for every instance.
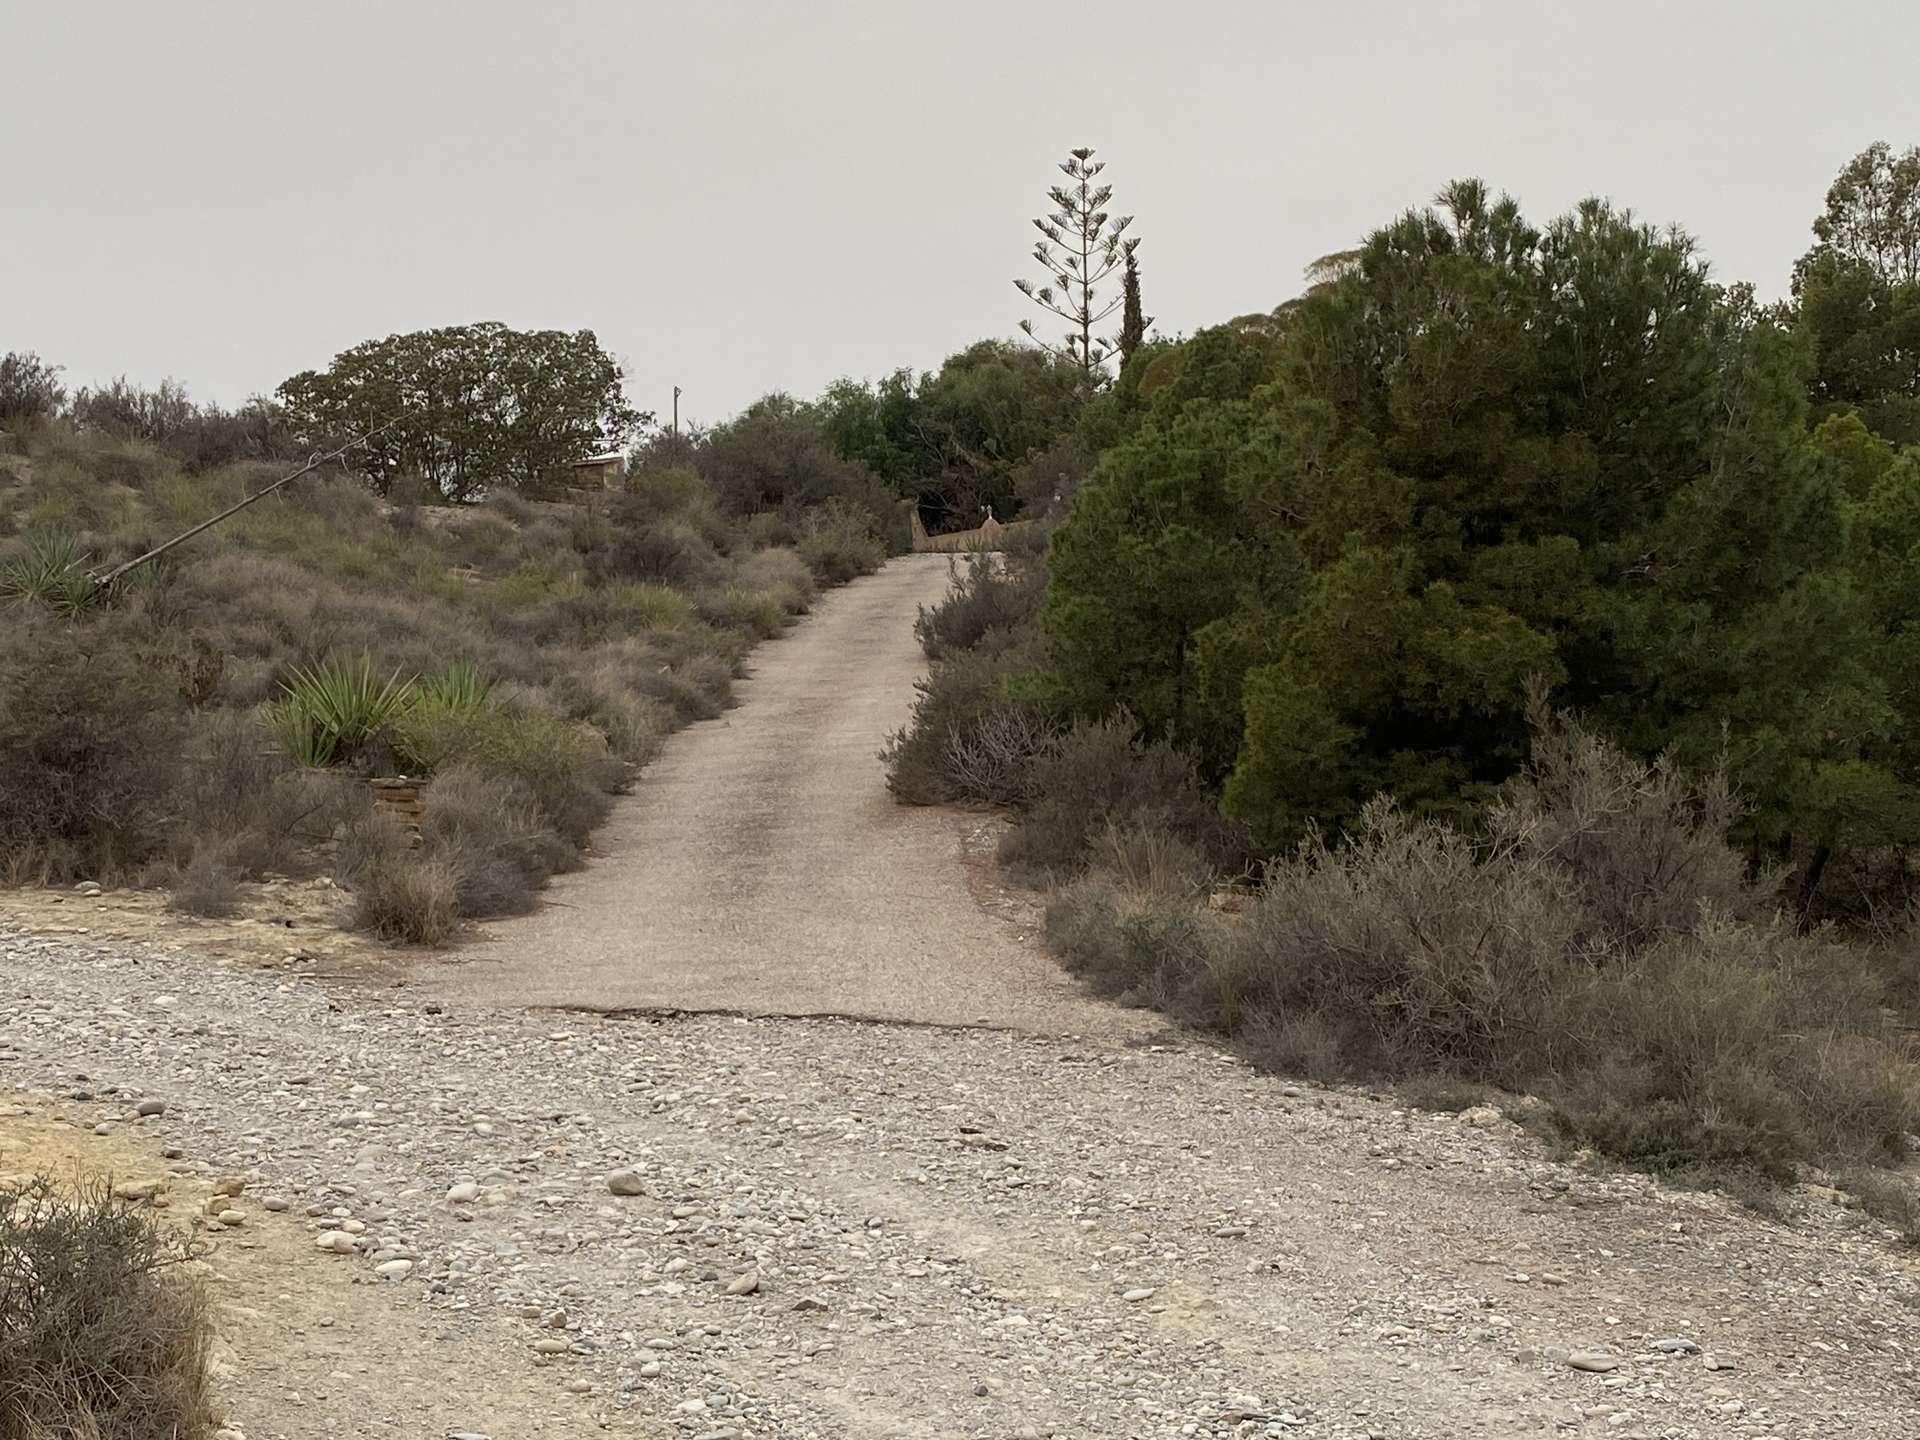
[417,554,1134,1037]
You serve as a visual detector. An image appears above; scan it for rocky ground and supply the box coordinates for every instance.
[4,923,1917,1439]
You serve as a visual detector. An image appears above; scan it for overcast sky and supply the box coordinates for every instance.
[6,1,1915,428]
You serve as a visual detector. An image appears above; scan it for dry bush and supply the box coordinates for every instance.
[391,700,617,847]
[166,840,243,918]
[1001,714,1248,883]
[732,546,815,615]
[1493,700,1768,951]
[340,817,459,945]
[796,500,886,583]
[1042,711,1920,1183]
[1842,1168,1920,1246]
[915,550,1048,661]
[882,633,1055,805]
[420,766,574,918]
[0,1176,214,1440]
[940,704,1060,808]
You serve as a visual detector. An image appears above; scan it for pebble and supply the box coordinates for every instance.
[446,1181,480,1203]
[606,1168,646,1196]
[1569,1351,1621,1373]
[135,1098,168,1117]
[1651,1336,1700,1355]
[3,925,1909,1440]
[1704,1354,1736,1371]
[726,1272,761,1296]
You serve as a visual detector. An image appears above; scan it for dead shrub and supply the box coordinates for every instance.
[420,766,574,918]
[0,1176,215,1440]
[883,632,1055,806]
[340,816,459,945]
[166,840,244,918]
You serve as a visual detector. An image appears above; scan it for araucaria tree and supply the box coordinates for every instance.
[1015,148,1138,379]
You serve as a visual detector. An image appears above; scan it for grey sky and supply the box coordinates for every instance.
[7,1,1915,430]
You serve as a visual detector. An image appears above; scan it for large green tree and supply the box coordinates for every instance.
[1793,142,1920,445]
[1048,181,1909,858]
[278,322,645,499]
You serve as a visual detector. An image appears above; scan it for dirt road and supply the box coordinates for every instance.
[425,554,1124,1035]
[6,927,1918,1439]
[5,556,1918,1438]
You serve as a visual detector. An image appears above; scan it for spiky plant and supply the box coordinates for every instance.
[0,533,102,615]
[266,653,418,770]
[414,660,494,712]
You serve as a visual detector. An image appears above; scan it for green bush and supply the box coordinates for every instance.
[267,652,417,770]
[0,1175,214,1440]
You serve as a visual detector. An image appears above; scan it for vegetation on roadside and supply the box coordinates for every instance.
[0,1176,215,1440]
[0,359,900,942]
[879,141,1920,1222]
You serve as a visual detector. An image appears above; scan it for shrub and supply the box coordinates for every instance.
[0,1175,214,1440]
[797,499,886,583]
[0,351,66,426]
[390,699,616,846]
[883,634,1054,805]
[915,551,1048,660]
[1002,713,1247,882]
[1491,700,1766,952]
[699,586,789,640]
[0,532,103,616]
[588,510,722,589]
[0,617,183,881]
[167,840,244,918]
[420,765,573,918]
[170,710,367,879]
[1041,714,1920,1183]
[733,545,815,616]
[266,652,417,770]
[340,817,459,945]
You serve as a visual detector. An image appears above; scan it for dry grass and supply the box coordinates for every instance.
[0,1176,214,1440]
[0,423,870,917]
[1045,711,1920,1185]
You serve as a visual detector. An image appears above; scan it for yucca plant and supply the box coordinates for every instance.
[414,660,494,711]
[267,653,418,770]
[0,532,101,615]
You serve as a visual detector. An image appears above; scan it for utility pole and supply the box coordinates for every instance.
[672,386,681,438]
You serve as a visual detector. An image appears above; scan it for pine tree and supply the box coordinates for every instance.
[1015,148,1135,379]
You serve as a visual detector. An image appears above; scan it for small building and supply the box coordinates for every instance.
[571,450,627,489]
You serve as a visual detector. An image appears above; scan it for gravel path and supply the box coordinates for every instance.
[423,553,1124,1035]
[5,926,1918,1439]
